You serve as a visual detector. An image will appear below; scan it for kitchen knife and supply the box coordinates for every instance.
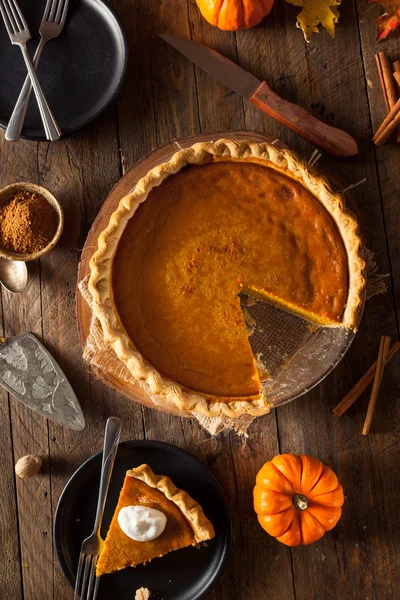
[160,34,358,159]
[0,332,85,431]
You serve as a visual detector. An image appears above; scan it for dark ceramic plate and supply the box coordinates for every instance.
[0,0,128,140]
[54,440,231,600]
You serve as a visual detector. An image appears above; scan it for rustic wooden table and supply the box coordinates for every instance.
[1,1,400,599]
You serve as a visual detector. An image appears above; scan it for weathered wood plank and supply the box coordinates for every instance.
[186,4,296,599]
[114,0,198,436]
[0,137,54,600]
[0,139,24,600]
[33,113,145,598]
[352,1,400,598]
[1,0,400,598]
[112,0,199,166]
[115,5,255,600]
[0,389,23,599]
[187,7,245,133]
[246,0,400,597]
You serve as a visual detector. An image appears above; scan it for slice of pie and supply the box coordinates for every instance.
[96,464,215,575]
[88,139,365,419]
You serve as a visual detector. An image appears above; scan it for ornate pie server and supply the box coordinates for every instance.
[0,332,85,430]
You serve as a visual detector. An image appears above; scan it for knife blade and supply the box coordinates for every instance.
[0,332,85,431]
[160,34,358,159]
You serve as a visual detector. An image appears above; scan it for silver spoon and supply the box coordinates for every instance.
[0,258,28,293]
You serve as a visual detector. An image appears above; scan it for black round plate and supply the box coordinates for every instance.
[0,0,128,140]
[54,440,231,600]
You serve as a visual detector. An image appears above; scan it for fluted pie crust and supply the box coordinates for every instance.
[88,139,366,419]
[96,464,215,575]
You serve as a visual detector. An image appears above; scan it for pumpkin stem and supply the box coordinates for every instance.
[293,493,308,510]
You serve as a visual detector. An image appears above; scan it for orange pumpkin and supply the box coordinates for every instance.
[254,454,344,546]
[196,0,275,31]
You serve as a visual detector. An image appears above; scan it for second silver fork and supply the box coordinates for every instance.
[74,417,122,600]
[5,0,69,142]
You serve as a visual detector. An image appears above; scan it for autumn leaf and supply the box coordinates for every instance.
[284,0,341,42]
[370,0,400,42]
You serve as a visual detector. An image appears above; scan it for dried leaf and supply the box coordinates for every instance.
[0,342,28,371]
[284,0,341,41]
[370,0,400,42]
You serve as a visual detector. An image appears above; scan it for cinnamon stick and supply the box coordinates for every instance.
[362,336,391,435]
[374,52,400,144]
[376,52,398,111]
[332,340,400,416]
[372,97,400,146]
[393,61,400,91]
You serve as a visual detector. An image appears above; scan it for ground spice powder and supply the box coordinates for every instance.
[0,190,58,255]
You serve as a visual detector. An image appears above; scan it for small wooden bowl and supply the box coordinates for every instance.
[0,182,64,262]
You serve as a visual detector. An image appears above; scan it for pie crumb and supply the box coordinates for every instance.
[135,588,151,600]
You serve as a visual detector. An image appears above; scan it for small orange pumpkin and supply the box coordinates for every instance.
[196,0,275,31]
[254,454,344,546]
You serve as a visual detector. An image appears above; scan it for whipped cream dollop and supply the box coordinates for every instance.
[117,505,167,542]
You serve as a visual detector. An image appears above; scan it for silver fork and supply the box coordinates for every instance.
[74,417,122,600]
[5,0,68,141]
[0,0,61,141]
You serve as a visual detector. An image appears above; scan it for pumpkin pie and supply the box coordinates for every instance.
[88,139,365,418]
[96,464,215,575]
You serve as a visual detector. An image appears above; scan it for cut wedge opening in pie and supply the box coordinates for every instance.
[96,464,215,576]
[88,140,365,418]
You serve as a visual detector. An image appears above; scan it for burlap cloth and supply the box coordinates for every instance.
[78,248,385,438]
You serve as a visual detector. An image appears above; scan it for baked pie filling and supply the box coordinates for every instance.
[89,140,365,418]
[112,161,349,399]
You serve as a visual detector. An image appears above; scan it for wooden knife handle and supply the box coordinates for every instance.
[250,82,358,159]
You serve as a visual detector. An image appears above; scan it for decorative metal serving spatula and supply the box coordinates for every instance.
[0,332,85,430]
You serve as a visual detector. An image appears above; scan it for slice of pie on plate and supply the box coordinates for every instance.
[96,464,215,575]
[88,139,366,419]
